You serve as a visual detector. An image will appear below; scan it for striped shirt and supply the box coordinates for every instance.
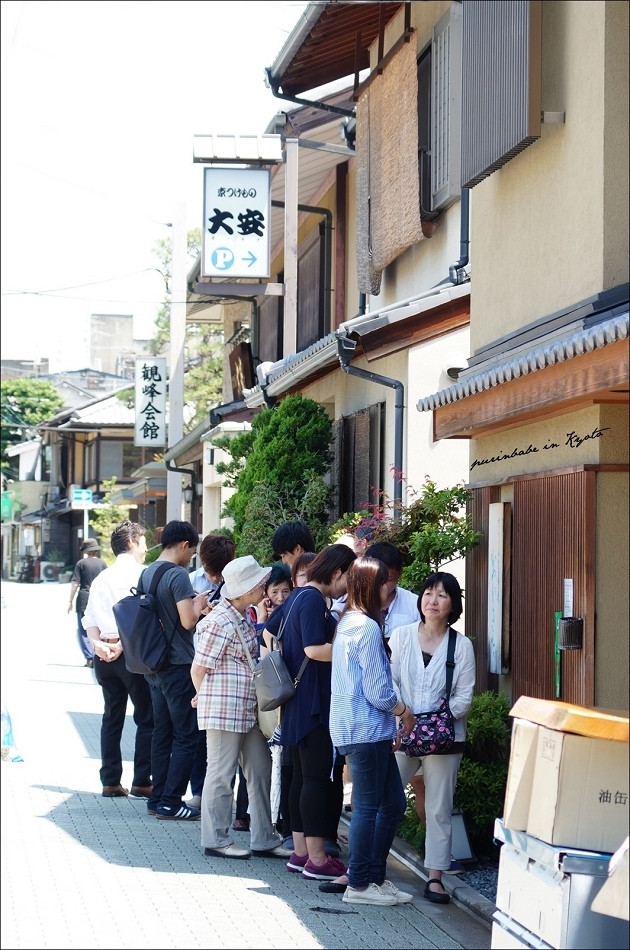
[194,599,258,733]
[329,610,398,746]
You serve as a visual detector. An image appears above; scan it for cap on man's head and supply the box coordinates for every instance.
[80,538,100,552]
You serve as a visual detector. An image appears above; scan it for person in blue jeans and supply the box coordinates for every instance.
[329,556,416,905]
[142,521,208,820]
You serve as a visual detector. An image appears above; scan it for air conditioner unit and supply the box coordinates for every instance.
[40,561,63,583]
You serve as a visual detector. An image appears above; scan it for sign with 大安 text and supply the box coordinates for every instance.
[202,167,270,279]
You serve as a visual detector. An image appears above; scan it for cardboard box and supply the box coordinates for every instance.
[526,726,629,853]
[510,696,629,744]
[503,719,539,832]
[495,844,568,948]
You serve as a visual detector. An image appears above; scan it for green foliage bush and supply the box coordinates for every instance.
[214,394,334,558]
[332,476,481,588]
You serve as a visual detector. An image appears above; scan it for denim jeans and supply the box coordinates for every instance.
[145,664,199,811]
[337,739,406,890]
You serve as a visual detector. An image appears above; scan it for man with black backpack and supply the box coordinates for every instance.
[139,520,208,821]
[83,520,154,799]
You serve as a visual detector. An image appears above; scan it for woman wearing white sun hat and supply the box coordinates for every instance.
[191,555,291,861]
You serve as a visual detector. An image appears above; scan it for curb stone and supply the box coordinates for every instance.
[339,816,496,929]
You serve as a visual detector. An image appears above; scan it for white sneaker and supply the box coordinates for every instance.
[380,880,414,903]
[185,795,201,809]
[342,883,397,906]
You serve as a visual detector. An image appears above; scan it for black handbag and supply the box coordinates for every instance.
[398,627,457,757]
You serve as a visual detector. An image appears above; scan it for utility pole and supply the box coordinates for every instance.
[166,203,186,522]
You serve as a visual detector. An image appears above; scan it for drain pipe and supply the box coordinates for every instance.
[448,188,470,284]
[336,335,404,517]
[165,459,195,489]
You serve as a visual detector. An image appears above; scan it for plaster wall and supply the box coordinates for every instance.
[470,404,627,483]
[407,327,471,491]
[296,330,470,510]
[469,1,628,351]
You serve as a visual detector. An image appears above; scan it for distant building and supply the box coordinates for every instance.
[90,313,151,377]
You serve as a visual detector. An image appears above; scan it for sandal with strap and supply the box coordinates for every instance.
[424,878,450,904]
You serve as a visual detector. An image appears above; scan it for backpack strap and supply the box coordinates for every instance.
[137,560,178,596]
[444,627,457,701]
[138,562,189,650]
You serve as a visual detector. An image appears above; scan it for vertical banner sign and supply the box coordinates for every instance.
[135,357,167,447]
[202,167,270,279]
[487,502,505,674]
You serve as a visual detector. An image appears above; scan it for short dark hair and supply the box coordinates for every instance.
[308,544,356,584]
[291,551,317,585]
[199,534,235,576]
[418,572,463,624]
[160,520,199,549]
[266,563,293,591]
[110,520,146,557]
[272,521,315,558]
[364,541,404,574]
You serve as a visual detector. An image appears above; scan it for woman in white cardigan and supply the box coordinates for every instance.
[389,571,475,904]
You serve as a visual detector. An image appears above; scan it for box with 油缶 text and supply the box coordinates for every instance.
[525,726,629,853]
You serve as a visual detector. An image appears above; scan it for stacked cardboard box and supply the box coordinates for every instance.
[492,698,629,948]
[503,697,629,854]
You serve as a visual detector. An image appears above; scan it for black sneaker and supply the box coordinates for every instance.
[156,804,201,821]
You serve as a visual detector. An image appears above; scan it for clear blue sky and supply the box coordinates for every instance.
[0,0,308,369]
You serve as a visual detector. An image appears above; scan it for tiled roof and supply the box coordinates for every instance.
[417,310,628,412]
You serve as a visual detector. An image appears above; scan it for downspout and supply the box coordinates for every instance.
[271,199,333,332]
[448,188,470,285]
[336,335,404,518]
[265,68,354,119]
[165,458,194,487]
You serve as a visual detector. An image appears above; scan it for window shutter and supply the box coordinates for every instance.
[431,3,462,210]
[297,228,324,352]
[257,296,283,364]
[461,0,542,188]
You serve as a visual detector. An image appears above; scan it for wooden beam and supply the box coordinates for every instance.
[432,339,629,440]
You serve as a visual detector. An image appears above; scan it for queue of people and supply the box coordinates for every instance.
[80,517,476,905]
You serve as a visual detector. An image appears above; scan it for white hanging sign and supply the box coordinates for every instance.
[202,167,270,278]
[135,357,167,447]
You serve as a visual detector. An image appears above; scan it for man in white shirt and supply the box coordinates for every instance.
[364,541,421,637]
[83,520,153,799]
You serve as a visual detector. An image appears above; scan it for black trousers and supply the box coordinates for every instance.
[290,723,344,840]
[93,654,153,788]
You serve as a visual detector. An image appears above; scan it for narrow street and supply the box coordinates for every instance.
[1,579,491,950]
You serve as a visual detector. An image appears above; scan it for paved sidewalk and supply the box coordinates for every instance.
[1,580,491,950]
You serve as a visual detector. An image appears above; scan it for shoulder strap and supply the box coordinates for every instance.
[139,562,186,652]
[276,589,312,684]
[138,560,178,596]
[235,622,257,673]
[444,627,457,701]
[275,588,308,644]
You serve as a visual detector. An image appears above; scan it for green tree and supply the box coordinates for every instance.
[1,379,64,473]
[89,477,131,564]
[331,474,481,590]
[146,228,223,432]
[214,394,335,557]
